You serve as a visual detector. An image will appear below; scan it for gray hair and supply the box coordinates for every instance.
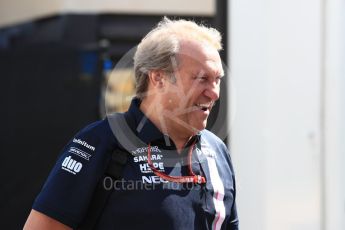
[133,17,222,100]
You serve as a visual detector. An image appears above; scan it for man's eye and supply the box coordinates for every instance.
[196,76,207,82]
[215,76,222,83]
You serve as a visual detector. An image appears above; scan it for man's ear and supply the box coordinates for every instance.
[148,70,165,89]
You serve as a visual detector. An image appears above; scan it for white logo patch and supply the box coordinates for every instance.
[131,146,166,183]
[142,175,168,184]
[68,147,91,161]
[131,146,161,155]
[201,142,217,159]
[72,138,95,151]
[133,154,163,163]
[139,162,164,173]
[62,156,83,175]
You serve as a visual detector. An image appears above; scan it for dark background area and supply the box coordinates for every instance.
[0,1,227,228]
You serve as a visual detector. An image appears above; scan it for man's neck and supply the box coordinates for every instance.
[139,98,193,153]
[167,131,194,153]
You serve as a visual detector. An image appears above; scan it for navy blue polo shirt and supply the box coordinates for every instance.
[33,98,239,230]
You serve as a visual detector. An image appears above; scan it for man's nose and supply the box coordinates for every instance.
[204,81,220,101]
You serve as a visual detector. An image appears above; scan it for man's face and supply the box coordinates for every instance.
[161,40,223,134]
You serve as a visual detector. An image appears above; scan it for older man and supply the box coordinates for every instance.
[24,17,239,230]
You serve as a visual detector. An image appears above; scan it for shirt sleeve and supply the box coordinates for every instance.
[32,119,115,228]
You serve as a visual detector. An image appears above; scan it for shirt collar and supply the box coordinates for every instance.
[126,97,202,147]
[126,97,165,143]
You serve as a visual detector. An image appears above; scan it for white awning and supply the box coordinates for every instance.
[0,0,215,28]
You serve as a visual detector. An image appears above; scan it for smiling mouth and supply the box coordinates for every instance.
[195,103,213,112]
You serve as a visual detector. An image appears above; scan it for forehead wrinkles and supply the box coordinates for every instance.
[176,41,223,76]
[177,53,223,78]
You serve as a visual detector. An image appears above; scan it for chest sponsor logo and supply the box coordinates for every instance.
[201,142,217,159]
[131,146,161,155]
[133,154,163,163]
[139,158,166,183]
[61,156,83,175]
[134,154,165,174]
[132,146,167,183]
[131,146,168,184]
[139,162,164,173]
[142,175,168,184]
[73,138,95,151]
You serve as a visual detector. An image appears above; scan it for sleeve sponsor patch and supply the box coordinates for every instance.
[61,156,83,175]
[68,147,92,161]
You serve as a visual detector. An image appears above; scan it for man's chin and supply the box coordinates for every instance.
[192,121,207,133]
